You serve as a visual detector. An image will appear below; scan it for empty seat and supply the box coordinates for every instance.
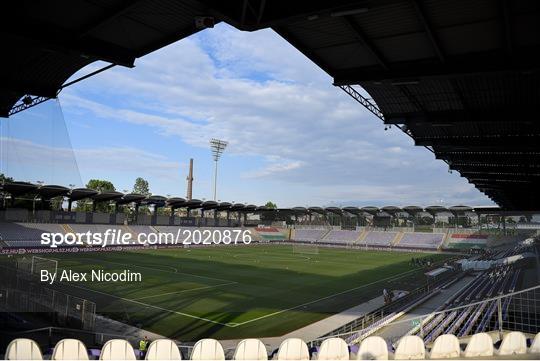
[394,335,425,360]
[52,339,89,360]
[317,338,349,360]
[429,334,460,359]
[146,339,181,360]
[99,339,136,360]
[276,338,309,360]
[190,339,225,360]
[233,339,267,360]
[357,336,388,360]
[530,332,540,354]
[498,331,527,355]
[463,333,493,357]
[5,338,43,360]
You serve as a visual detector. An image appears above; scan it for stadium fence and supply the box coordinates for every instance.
[0,262,96,330]
[309,284,540,348]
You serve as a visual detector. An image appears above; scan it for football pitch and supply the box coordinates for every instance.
[30,245,450,340]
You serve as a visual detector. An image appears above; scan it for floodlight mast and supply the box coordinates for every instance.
[210,138,228,201]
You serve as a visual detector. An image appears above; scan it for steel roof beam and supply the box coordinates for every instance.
[1,27,136,67]
[342,15,389,70]
[416,136,540,147]
[409,0,445,62]
[332,49,540,84]
[78,0,146,37]
[384,109,537,125]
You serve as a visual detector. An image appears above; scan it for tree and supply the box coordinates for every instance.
[260,201,278,223]
[86,179,116,192]
[0,173,14,209]
[0,173,13,183]
[132,177,150,196]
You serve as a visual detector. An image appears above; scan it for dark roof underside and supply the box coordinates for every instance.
[0,0,211,116]
[273,0,540,211]
[3,0,539,210]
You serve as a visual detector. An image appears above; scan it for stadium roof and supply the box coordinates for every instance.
[244,204,257,212]
[117,193,147,205]
[4,0,539,210]
[271,0,540,211]
[308,206,326,214]
[201,200,219,209]
[361,206,379,215]
[2,180,537,216]
[342,206,362,215]
[145,195,167,206]
[184,199,202,208]
[448,205,474,213]
[92,191,123,202]
[69,187,98,201]
[381,205,401,214]
[0,0,213,117]
[167,197,187,208]
[2,181,38,196]
[402,205,423,215]
[231,203,246,211]
[36,185,70,199]
[425,205,448,214]
[215,202,232,211]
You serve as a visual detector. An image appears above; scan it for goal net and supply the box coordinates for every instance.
[292,243,320,255]
[31,256,58,276]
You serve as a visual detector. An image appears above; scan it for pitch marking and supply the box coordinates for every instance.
[87,258,236,283]
[231,267,423,327]
[133,281,237,301]
[63,282,234,327]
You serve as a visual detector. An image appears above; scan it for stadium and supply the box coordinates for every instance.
[1,0,540,360]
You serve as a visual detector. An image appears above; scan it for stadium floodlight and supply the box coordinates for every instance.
[210,138,228,201]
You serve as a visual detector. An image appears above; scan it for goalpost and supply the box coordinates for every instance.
[30,256,58,276]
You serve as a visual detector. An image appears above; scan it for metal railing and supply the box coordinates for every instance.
[309,284,540,348]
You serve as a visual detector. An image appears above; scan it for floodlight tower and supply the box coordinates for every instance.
[210,138,228,201]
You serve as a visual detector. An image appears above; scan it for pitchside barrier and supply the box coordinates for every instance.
[0,262,96,331]
[309,284,540,348]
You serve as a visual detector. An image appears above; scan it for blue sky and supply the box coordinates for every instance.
[0,24,493,208]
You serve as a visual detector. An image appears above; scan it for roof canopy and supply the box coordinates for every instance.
[448,205,474,214]
[145,195,167,206]
[307,206,324,214]
[69,188,98,201]
[2,181,38,196]
[402,206,424,215]
[342,206,361,215]
[381,206,402,214]
[93,191,123,203]
[361,206,379,215]
[325,206,342,214]
[117,193,146,205]
[36,185,69,199]
[425,205,448,214]
[3,0,539,210]
[184,199,202,208]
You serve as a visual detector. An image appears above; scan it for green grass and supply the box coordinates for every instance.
[29,245,450,340]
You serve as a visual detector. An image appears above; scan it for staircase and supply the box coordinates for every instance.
[356,228,368,244]
[392,231,405,246]
[61,224,75,234]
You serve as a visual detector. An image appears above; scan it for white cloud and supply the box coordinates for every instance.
[57,24,492,206]
[242,158,305,178]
